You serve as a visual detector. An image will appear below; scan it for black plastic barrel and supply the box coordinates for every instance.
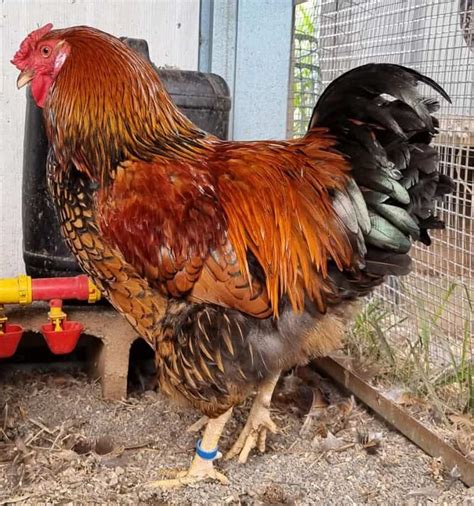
[22,38,231,278]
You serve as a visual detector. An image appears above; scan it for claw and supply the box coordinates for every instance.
[146,467,229,489]
[226,404,278,463]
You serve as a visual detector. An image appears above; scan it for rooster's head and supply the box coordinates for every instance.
[12,23,70,107]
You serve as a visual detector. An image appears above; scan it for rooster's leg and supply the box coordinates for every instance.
[226,373,280,463]
[147,407,232,489]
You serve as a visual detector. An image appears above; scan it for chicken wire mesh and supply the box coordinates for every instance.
[289,2,322,136]
[290,0,473,413]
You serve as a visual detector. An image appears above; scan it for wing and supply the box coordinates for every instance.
[99,132,357,319]
[99,157,272,318]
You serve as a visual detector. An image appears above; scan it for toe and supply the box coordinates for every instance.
[146,477,187,489]
[238,432,258,464]
[257,427,267,453]
[155,467,182,479]
[212,470,230,485]
[265,417,278,434]
[146,468,229,489]
[225,440,243,460]
[226,409,278,462]
[225,427,249,460]
[187,416,209,433]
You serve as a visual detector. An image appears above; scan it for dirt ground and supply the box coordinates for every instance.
[0,365,472,505]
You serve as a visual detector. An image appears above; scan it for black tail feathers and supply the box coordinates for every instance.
[311,63,454,285]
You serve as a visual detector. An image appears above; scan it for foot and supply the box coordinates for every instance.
[148,408,233,489]
[147,465,228,489]
[187,416,209,433]
[225,401,278,463]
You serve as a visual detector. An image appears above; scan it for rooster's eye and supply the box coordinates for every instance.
[41,46,51,57]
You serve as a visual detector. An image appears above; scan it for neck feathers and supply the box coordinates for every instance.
[44,26,207,182]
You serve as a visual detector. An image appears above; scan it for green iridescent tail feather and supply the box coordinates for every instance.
[310,63,455,289]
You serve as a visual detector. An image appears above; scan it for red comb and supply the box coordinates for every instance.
[11,23,54,69]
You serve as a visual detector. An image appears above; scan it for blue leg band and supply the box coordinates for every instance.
[196,439,219,461]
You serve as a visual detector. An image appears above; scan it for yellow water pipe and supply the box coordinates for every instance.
[0,274,32,305]
[0,274,100,305]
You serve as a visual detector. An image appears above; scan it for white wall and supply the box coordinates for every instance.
[0,0,200,277]
[208,0,293,141]
[231,0,292,140]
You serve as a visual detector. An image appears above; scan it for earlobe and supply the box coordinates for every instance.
[53,45,70,76]
[54,51,68,73]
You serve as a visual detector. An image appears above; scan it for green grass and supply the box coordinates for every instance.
[344,282,473,417]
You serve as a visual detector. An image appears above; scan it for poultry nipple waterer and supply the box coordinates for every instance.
[0,308,24,358]
[0,274,100,357]
[40,299,84,354]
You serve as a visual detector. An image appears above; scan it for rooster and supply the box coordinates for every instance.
[12,25,454,487]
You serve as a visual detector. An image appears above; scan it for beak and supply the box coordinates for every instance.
[16,69,34,89]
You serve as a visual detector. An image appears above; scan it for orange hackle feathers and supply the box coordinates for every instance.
[40,26,206,184]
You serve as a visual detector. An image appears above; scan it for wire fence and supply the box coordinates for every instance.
[290,0,473,414]
[289,2,322,137]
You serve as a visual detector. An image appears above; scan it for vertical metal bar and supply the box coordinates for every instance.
[287,3,297,138]
[198,0,214,73]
